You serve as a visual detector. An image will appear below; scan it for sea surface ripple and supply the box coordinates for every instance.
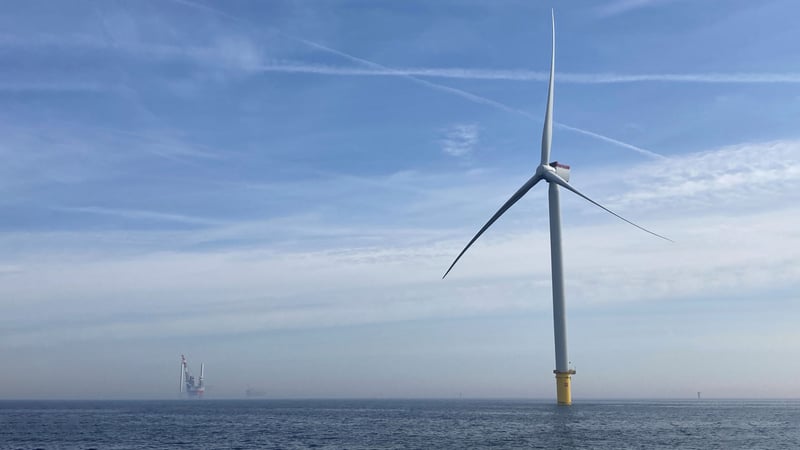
[1,399,799,449]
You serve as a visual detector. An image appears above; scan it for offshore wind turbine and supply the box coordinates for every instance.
[442,12,671,405]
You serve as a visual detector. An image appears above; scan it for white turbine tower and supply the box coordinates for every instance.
[442,11,671,405]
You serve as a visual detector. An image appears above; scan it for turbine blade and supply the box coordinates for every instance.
[542,171,673,242]
[443,174,543,278]
[540,10,555,165]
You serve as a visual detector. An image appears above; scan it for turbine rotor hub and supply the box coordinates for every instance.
[537,161,571,183]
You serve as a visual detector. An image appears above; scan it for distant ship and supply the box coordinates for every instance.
[245,387,267,398]
[180,354,205,398]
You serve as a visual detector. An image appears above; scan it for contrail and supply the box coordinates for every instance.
[555,123,667,160]
[279,37,668,160]
[558,72,800,84]
[292,37,533,117]
[171,0,666,160]
[251,63,800,84]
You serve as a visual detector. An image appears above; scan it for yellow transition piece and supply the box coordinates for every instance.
[554,370,576,405]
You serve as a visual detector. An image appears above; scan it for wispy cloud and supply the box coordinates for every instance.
[0,121,220,194]
[8,33,800,85]
[52,206,222,226]
[0,81,110,93]
[596,0,672,18]
[2,139,798,348]
[269,34,668,161]
[139,0,667,161]
[7,5,794,167]
[3,205,799,348]
[440,124,479,157]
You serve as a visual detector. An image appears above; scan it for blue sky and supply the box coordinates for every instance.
[1,0,800,399]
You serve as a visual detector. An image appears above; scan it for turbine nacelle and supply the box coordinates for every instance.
[549,162,571,182]
[537,162,571,183]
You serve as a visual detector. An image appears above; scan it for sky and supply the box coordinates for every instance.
[1,0,800,400]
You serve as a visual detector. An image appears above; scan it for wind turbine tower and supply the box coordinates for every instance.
[443,11,670,405]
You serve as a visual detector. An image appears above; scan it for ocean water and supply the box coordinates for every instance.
[1,399,798,449]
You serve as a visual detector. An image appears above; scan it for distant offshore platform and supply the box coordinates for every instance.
[180,354,205,398]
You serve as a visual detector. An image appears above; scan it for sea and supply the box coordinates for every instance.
[1,399,798,449]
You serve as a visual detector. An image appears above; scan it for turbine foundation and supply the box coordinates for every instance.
[554,369,576,405]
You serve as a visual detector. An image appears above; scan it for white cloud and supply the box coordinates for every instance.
[439,124,479,157]
[607,139,800,212]
[1,139,799,348]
